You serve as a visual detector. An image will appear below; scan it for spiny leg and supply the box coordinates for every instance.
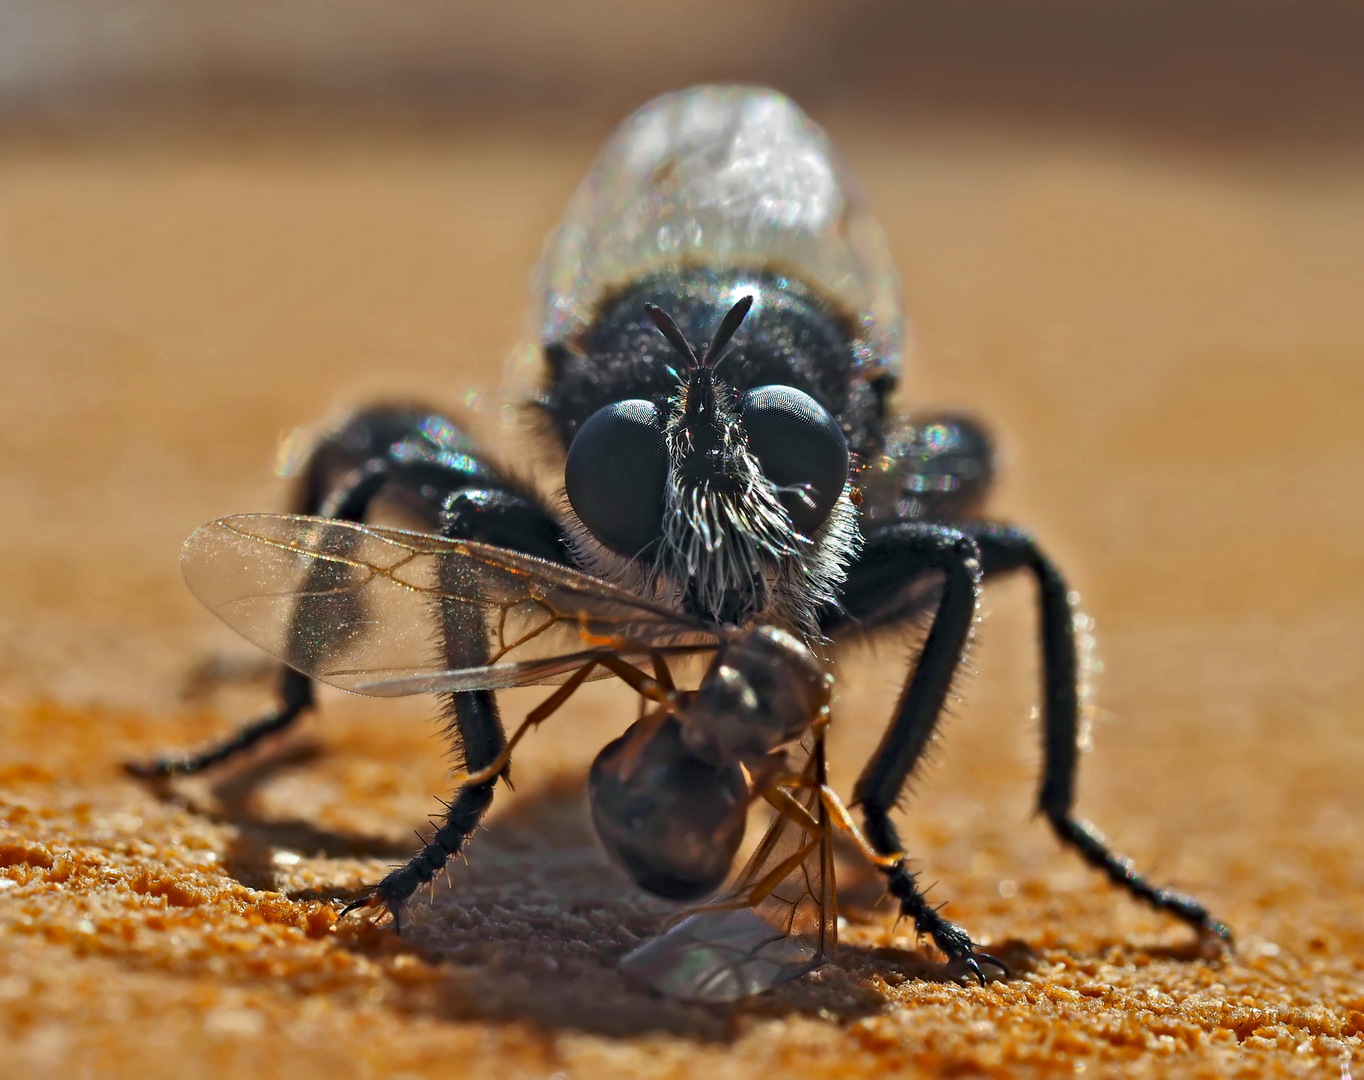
[347,481,572,925]
[351,628,670,925]
[346,689,502,929]
[836,522,1004,984]
[967,522,1230,942]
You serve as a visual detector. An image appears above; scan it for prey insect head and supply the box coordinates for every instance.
[683,625,832,765]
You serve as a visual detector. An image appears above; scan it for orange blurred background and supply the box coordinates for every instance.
[5,1,1364,150]
[2,5,1362,1077]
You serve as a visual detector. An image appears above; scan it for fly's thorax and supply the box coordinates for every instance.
[680,626,832,765]
[588,716,748,901]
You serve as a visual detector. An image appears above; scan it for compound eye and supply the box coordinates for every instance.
[741,385,849,536]
[565,399,668,556]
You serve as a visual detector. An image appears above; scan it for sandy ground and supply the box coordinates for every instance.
[1,110,1362,1078]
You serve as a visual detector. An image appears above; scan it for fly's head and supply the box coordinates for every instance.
[564,296,859,632]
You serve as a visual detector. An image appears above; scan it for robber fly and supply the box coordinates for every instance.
[177,512,870,1001]
[132,85,1228,997]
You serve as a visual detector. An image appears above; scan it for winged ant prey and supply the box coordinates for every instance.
[131,85,1229,1001]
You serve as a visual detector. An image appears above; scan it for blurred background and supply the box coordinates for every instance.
[5,0,1364,147]
[2,0,1362,813]
[2,0,1362,828]
[2,2,1363,1071]
[2,0,1360,682]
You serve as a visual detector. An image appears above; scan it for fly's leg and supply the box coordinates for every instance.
[838,411,1228,964]
[132,405,572,931]
[345,687,502,929]
[125,454,392,778]
[349,543,567,924]
[832,521,1005,984]
[335,419,570,925]
[966,522,1230,942]
[127,667,314,778]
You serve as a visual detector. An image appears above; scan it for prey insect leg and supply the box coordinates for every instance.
[764,768,902,871]
[816,786,903,870]
[666,825,822,926]
[453,653,670,787]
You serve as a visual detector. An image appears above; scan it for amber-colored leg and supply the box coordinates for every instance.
[453,651,672,786]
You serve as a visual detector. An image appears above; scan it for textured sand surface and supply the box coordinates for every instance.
[1,112,1362,1078]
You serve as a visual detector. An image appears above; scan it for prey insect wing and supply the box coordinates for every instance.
[618,734,837,1003]
[181,514,718,696]
[351,647,703,697]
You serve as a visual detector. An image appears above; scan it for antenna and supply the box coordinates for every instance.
[645,303,699,367]
[645,295,754,371]
[700,295,753,368]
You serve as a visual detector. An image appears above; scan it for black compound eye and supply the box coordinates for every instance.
[741,385,849,536]
[565,400,668,556]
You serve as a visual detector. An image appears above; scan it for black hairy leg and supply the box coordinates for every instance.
[130,405,572,929]
[829,521,1005,983]
[968,522,1230,942]
[826,512,1230,964]
[342,691,503,930]
[345,474,570,924]
[829,410,1228,961]
[127,666,314,778]
[123,422,401,779]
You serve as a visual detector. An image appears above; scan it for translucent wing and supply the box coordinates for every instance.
[181,514,718,696]
[618,734,837,1002]
[536,85,903,385]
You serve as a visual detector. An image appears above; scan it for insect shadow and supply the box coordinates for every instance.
[134,737,415,894]
[136,732,991,1039]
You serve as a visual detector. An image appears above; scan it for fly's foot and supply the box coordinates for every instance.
[1049,814,1233,946]
[124,757,181,780]
[929,916,1010,986]
[338,785,489,935]
[1167,888,1233,947]
[338,888,405,934]
[946,948,1011,986]
[885,861,1008,986]
[338,853,439,935]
